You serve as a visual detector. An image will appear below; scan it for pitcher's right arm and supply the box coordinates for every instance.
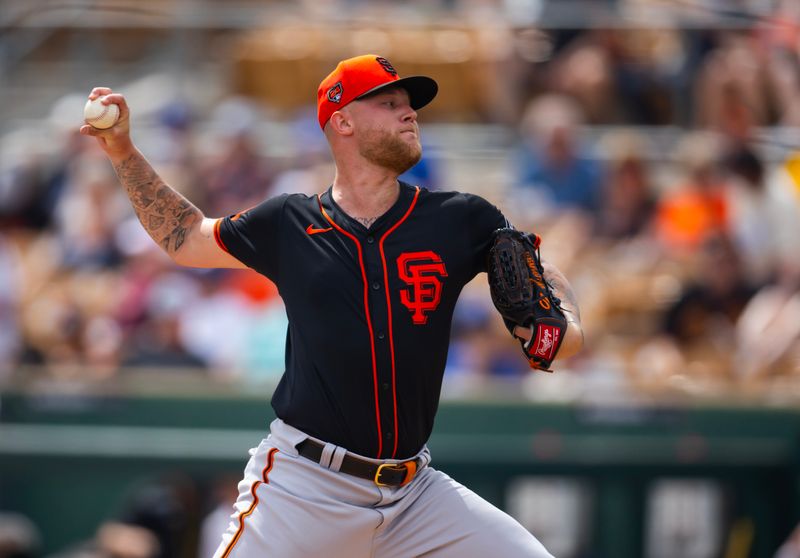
[79,87,246,269]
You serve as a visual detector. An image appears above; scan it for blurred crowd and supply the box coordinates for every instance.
[1,11,800,407]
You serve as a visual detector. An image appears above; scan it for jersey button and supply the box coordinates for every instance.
[385,432,393,439]
[382,382,390,390]
[367,236,375,244]
[372,281,381,290]
[378,331,385,340]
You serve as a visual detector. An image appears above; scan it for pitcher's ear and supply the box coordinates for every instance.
[329,110,354,136]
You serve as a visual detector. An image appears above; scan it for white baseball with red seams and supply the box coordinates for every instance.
[83,96,119,129]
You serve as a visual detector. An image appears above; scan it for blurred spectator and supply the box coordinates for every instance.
[200,98,274,216]
[175,270,252,373]
[91,474,201,558]
[759,1,800,127]
[237,298,290,383]
[664,235,754,344]
[18,269,123,378]
[633,234,756,390]
[765,47,800,128]
[95,523,160,558]
[446,290,496,379]
[595,131,657,240]
[654,133,728,256]
[548,34,617,124]
[722,145,800,284]
[54,159,127,270]
[610,28,683,125]
[446,280,529,381]
[114,223,175,331]
[0,512,41,558]
[671,28,719,126]
[735,258,800,383]
[695,33,763,141]
[121,272,206,370]
[512,94,604,217]
[0,128,92,232]
[549,28,681,125]
[764,151,800,269]
[177,269,288,381]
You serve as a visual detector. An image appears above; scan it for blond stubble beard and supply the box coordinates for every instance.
[358,126,422,175]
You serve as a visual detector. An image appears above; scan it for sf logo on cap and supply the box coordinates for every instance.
[327,82,343,103]
[376,57,397,76]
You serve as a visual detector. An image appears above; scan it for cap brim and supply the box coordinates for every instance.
[355,76,438,110]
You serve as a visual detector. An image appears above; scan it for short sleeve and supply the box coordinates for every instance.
[465,194,509,275]
[214,194,289,281]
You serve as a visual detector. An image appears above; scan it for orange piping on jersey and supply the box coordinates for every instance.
[221,447,279,558]
[379,186,420,459]
[213,218,229,253]
[317,194,383,459]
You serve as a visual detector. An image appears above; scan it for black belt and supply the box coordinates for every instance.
[296,438,421,487]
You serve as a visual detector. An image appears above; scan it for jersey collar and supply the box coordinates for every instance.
[320,181,419,236]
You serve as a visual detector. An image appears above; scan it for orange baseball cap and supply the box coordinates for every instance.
[317,54,438,130]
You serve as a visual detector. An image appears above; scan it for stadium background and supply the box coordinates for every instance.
[2,0,800,556]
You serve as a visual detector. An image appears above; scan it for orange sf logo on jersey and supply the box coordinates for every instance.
[397,251,448,325]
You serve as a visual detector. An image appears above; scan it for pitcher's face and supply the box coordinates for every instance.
[350,87,422,175]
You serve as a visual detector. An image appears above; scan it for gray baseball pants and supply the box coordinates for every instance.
[214,418,554,558]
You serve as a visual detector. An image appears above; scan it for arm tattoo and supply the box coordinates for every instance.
[113,152,202,255]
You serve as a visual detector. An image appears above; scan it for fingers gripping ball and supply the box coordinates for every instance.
[84,96,119,129]
[487,228,568,371]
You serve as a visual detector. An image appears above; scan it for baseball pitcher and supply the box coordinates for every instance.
[80,54,584,558]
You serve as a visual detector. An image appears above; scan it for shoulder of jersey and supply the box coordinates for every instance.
[277,191,324,209]
[418,188,481,207]
[286,192,319,202]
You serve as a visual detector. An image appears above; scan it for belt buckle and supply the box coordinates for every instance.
[374,461,417,487]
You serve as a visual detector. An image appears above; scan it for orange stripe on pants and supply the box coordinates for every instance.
[221,447,279,558]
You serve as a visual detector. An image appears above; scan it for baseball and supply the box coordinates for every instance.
[84,96,119,129]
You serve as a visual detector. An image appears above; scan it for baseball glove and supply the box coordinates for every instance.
[487,228,568,371]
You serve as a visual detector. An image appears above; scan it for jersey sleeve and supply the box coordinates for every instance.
[465,193,510,275]
[214,194,289,281]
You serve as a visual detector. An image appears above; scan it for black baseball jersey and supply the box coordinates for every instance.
[214,181,507,459]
